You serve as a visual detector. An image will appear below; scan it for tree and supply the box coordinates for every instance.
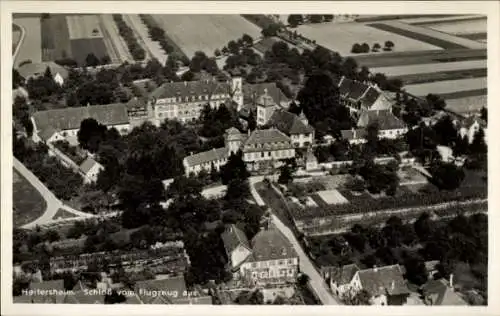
[403,254,428,286]
[480,107,487,123]
[287,14,303,27]
[227,40,240,55]
[220,150,250,185]
[247,110,257,132]
[77,118,107,153]
[343,288,371,305]
[85,53,101,67]
[430,162,465,190]
[433,115,458,147]
[308,15,324,23]
[351,43,362,54]
[372,43,381,52]
[278,164,294,185]
[214,48,221,57]
[360,43,370,53]
[261,23,281,37]
[242,33,254,46]
[13,68,24,88]
[165,176,203,199]
[323,14,334,22]
[221,46,229,55]
[426,94,446,111]
[180,70,195,81]
[384,40,395,50]
[414,212,434,242]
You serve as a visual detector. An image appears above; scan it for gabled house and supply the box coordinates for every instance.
[17,61,69,86]
[421,278,468,306]
[79,157,104,184]
[350,264,410,305]
[266,109,315,148]
[321,264,360,298]
[221,224,253,275]
[337,76,393,113]
[457,115,487,144]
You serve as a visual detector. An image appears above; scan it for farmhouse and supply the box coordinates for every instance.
[31,103,131,144]
[321,263,360,298]
[148,76,243,125]
[349,264,410,305]
[17,61,69,86]
[337,76,393,113]
[79,157,104,184]
[221,224,299,286]
[420,277,468,306]
[183,127,295,176]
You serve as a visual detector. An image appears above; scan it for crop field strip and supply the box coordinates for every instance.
[353,48,486,68]
[393,68,486,85]
[404,77,487,97]
[371,59,486,76]
[437,88,487,100]
[66,14,104,40]
[40,14,72,62]
[421,19,486,36]
[97,15,122,64]
[99,14,134,63]
[151,14,262,58]
[354,15,454,23]
[459,33,487,41]
[403,15,485,25]
[445,95,487,114]
[138,14,187,61]
[13,17,42,67]
[296,22,440,56]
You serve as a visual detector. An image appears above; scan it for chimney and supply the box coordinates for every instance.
[449,273,454,289]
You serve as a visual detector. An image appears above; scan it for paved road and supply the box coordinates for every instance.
[12,22,26,62]
[14,158,94,229]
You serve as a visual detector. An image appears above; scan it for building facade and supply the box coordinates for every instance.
[148,77,243,125]
[337,76,393,113]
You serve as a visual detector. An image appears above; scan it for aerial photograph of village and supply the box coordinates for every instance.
[11,13,487,306]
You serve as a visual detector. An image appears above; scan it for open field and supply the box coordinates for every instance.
[296,22,440,56]
[404,77,487,97]
[394,68,486,85]
[13,169,47,228]
[422,19,486,35]
[98,14,133,63]
[371,59,486,76]
[66,14,104,39]
[40,14,71,62]
[368,21,485,49]
[460,33,487,41]
[400,15,485,25]
[13,16,42,67]
[445,95,487,114]
[439,89,487,100]
[353,48,486,68]
[151,14,262,58]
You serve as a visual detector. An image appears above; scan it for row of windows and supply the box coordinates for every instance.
[250,258,294,268]
[159,93,228,104]
[246,141,290,150]
[245,149,293,160]
[251,268,294,279]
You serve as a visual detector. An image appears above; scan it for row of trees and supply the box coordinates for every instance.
[112,14,145,61]
[217,33,254,57]
[287,14,334,27]
[139,14,176,56]
[351,41,394,54]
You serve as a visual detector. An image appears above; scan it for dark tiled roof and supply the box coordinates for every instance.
[18,61,69,80]
[360,87,381,108]
[357,109,406,130]
[243,82,289,106]
[33,104,129,135]
[38,126,59,142]
[460,116,487,130]
[322,264,360,285]
[126,97,148,111]
[183,147,228,167]
[357,265,409,297]
[338,77,370,100]
[244,128,291,146]
[267,109,314,135]
[150,79,231,101]
[421,279,467,305]
[247,229,297,262]
[221,224,250,255]
[79,157,100,174]
[341,128,367,140]
[225,127,246,141]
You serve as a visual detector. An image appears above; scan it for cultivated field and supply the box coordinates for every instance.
[66,14,104,39]
[423,19,487,36]
[404,77,487,97]
[13,169,47,228]
[445,95,487,114]
[13,16,42,67]
[151,14,263,58]
[369,21,486,49]
[371,59,486,76]
[98,14,133,63]
[399,15,485,25]
[296,22,441,56]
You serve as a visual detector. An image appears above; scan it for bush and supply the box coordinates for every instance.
[351,43,362,54]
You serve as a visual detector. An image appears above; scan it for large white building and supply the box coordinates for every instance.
[31,103,131,144]
[147,77,243,125]
[221,224,299,286]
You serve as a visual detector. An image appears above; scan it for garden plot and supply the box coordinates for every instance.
[371,59,486,77]
[13,16,42,67]
[315,190,349,205]
[404,77,487,97]
[151,14,262,58]
[296,22,440,56]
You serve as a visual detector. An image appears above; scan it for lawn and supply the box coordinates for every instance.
[404,77,486,97]
[421,18,486,36]
[371,59,486,77]
[445,95,487,114]
[151,14,262,58]
[368,21,485,50]
[315,190,349,205]
[353,48,486,68]
[52,208,78,220]
[13,169,47,227]
[459,33,487,41]
[13,16,42,67]
[296,22,440,56]
[398,167,428,185]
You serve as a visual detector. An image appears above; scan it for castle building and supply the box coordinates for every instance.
[147,77,243,125]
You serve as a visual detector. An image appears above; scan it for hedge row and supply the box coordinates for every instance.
[112,14,145,61]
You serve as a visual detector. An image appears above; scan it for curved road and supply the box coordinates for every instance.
[12,22,26,64]
[14,158,94,229]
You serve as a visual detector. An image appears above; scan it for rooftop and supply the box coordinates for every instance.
[247,228,297,262]
[244,128,291,146]
[150,79,231,101]
[340,128,367,141]
[32,103,129,138]
[357,109,407,130]
[267,109,314,135]
[17,61,69,80]
[243,82,289,106]
[421,279,468,306]
[221,224,250,255]
[357,264,409,297]
[79,157,101,174]
[321,263,360,285]
[183,147,228,168]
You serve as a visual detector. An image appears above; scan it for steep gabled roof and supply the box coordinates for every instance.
[421,279,468,305]
[338,77,370,100]
[357,109,407,130]
[247,229,297,262]
[221,224,250,255]
[18,61,69,80]
[360,87,381,108]
[267,109,314,135]
[322,264,360,285]
[243,82,289,106]
[183,147,228,168]
[340,128,367,141]
[79,157,102,174]
[357,264,409,297]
